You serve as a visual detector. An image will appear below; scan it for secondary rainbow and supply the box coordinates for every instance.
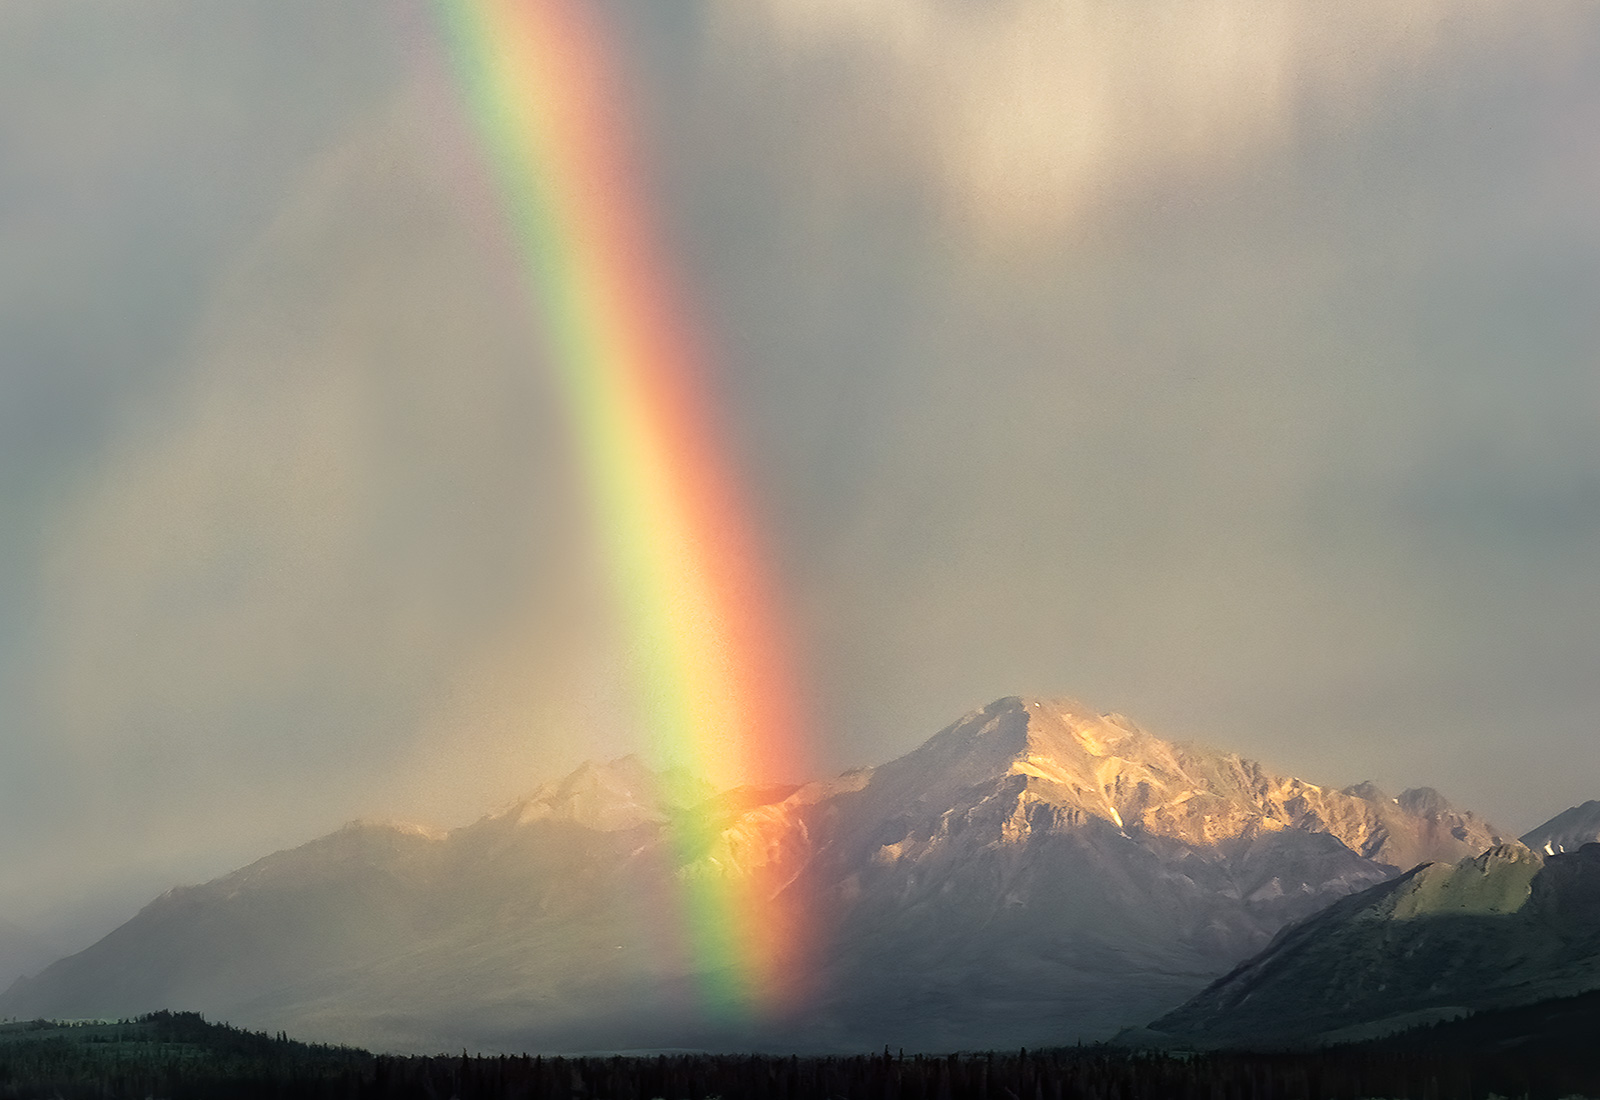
[429,0,808,1014]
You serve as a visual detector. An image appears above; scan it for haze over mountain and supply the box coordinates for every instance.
[1,697,1508,1052]
[0,917,57,990]
[1150,817,1600,1049]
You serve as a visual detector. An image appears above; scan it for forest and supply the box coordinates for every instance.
[1,1004,1597,1100]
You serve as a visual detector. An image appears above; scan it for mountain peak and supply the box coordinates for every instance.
[874,696,1166,811]
[939,694,1156,757]
[867,696,1504,870]
[1522,800,1600,855]
[1342,780,1388,802]
[1396,787,1453,817]
[505,755,717,832]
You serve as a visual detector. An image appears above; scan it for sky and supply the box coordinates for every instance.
[3,0,1600,949]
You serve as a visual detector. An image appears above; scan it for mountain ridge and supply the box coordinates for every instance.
[0,695,1514,1052]
[1522,799,1600,855]
[1147,833,1600,1049]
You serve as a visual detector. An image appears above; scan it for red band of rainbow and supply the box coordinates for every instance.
[429,0,808,1019]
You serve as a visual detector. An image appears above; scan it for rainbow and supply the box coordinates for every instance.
[428,0,808,1016]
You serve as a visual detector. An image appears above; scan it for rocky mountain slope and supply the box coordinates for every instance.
[787,698,1504,1049]
[1147,836,1600,1049]
[0,696,1507,1052]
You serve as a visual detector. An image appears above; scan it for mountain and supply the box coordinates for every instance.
[786,698,1505,1049]
[1148,841,1600,1049]
[506,755,718,830]
[0,815,703,1052]
[1522,800,1600,855]
[0,696,1506,1052]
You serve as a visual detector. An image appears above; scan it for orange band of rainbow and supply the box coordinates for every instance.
[430,0,808,1018]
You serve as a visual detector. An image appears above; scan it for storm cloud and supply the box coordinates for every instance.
[4,0,1599,945]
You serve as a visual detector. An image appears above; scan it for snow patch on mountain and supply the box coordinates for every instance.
[1522,800,1600,856]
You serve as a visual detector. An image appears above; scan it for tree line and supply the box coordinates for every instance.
[1,1008,1596,1099]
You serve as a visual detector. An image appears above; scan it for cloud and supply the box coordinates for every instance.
[32,98,611,866]
[698,0,1557,241]
[641,0,1600,831]
[11,0,1600,933]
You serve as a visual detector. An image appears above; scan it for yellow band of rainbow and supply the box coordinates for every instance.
[430,0,808,1018]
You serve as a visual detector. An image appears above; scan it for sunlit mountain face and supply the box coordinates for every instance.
[2,697,1510,1053]
[1151,836,1600,1050]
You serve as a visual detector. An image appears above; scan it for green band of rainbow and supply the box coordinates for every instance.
[430,0,808,1017]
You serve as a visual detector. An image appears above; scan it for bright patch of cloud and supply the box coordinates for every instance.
[704,0,1550,239]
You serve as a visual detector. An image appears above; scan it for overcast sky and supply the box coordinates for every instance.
[4,0,1600,947]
